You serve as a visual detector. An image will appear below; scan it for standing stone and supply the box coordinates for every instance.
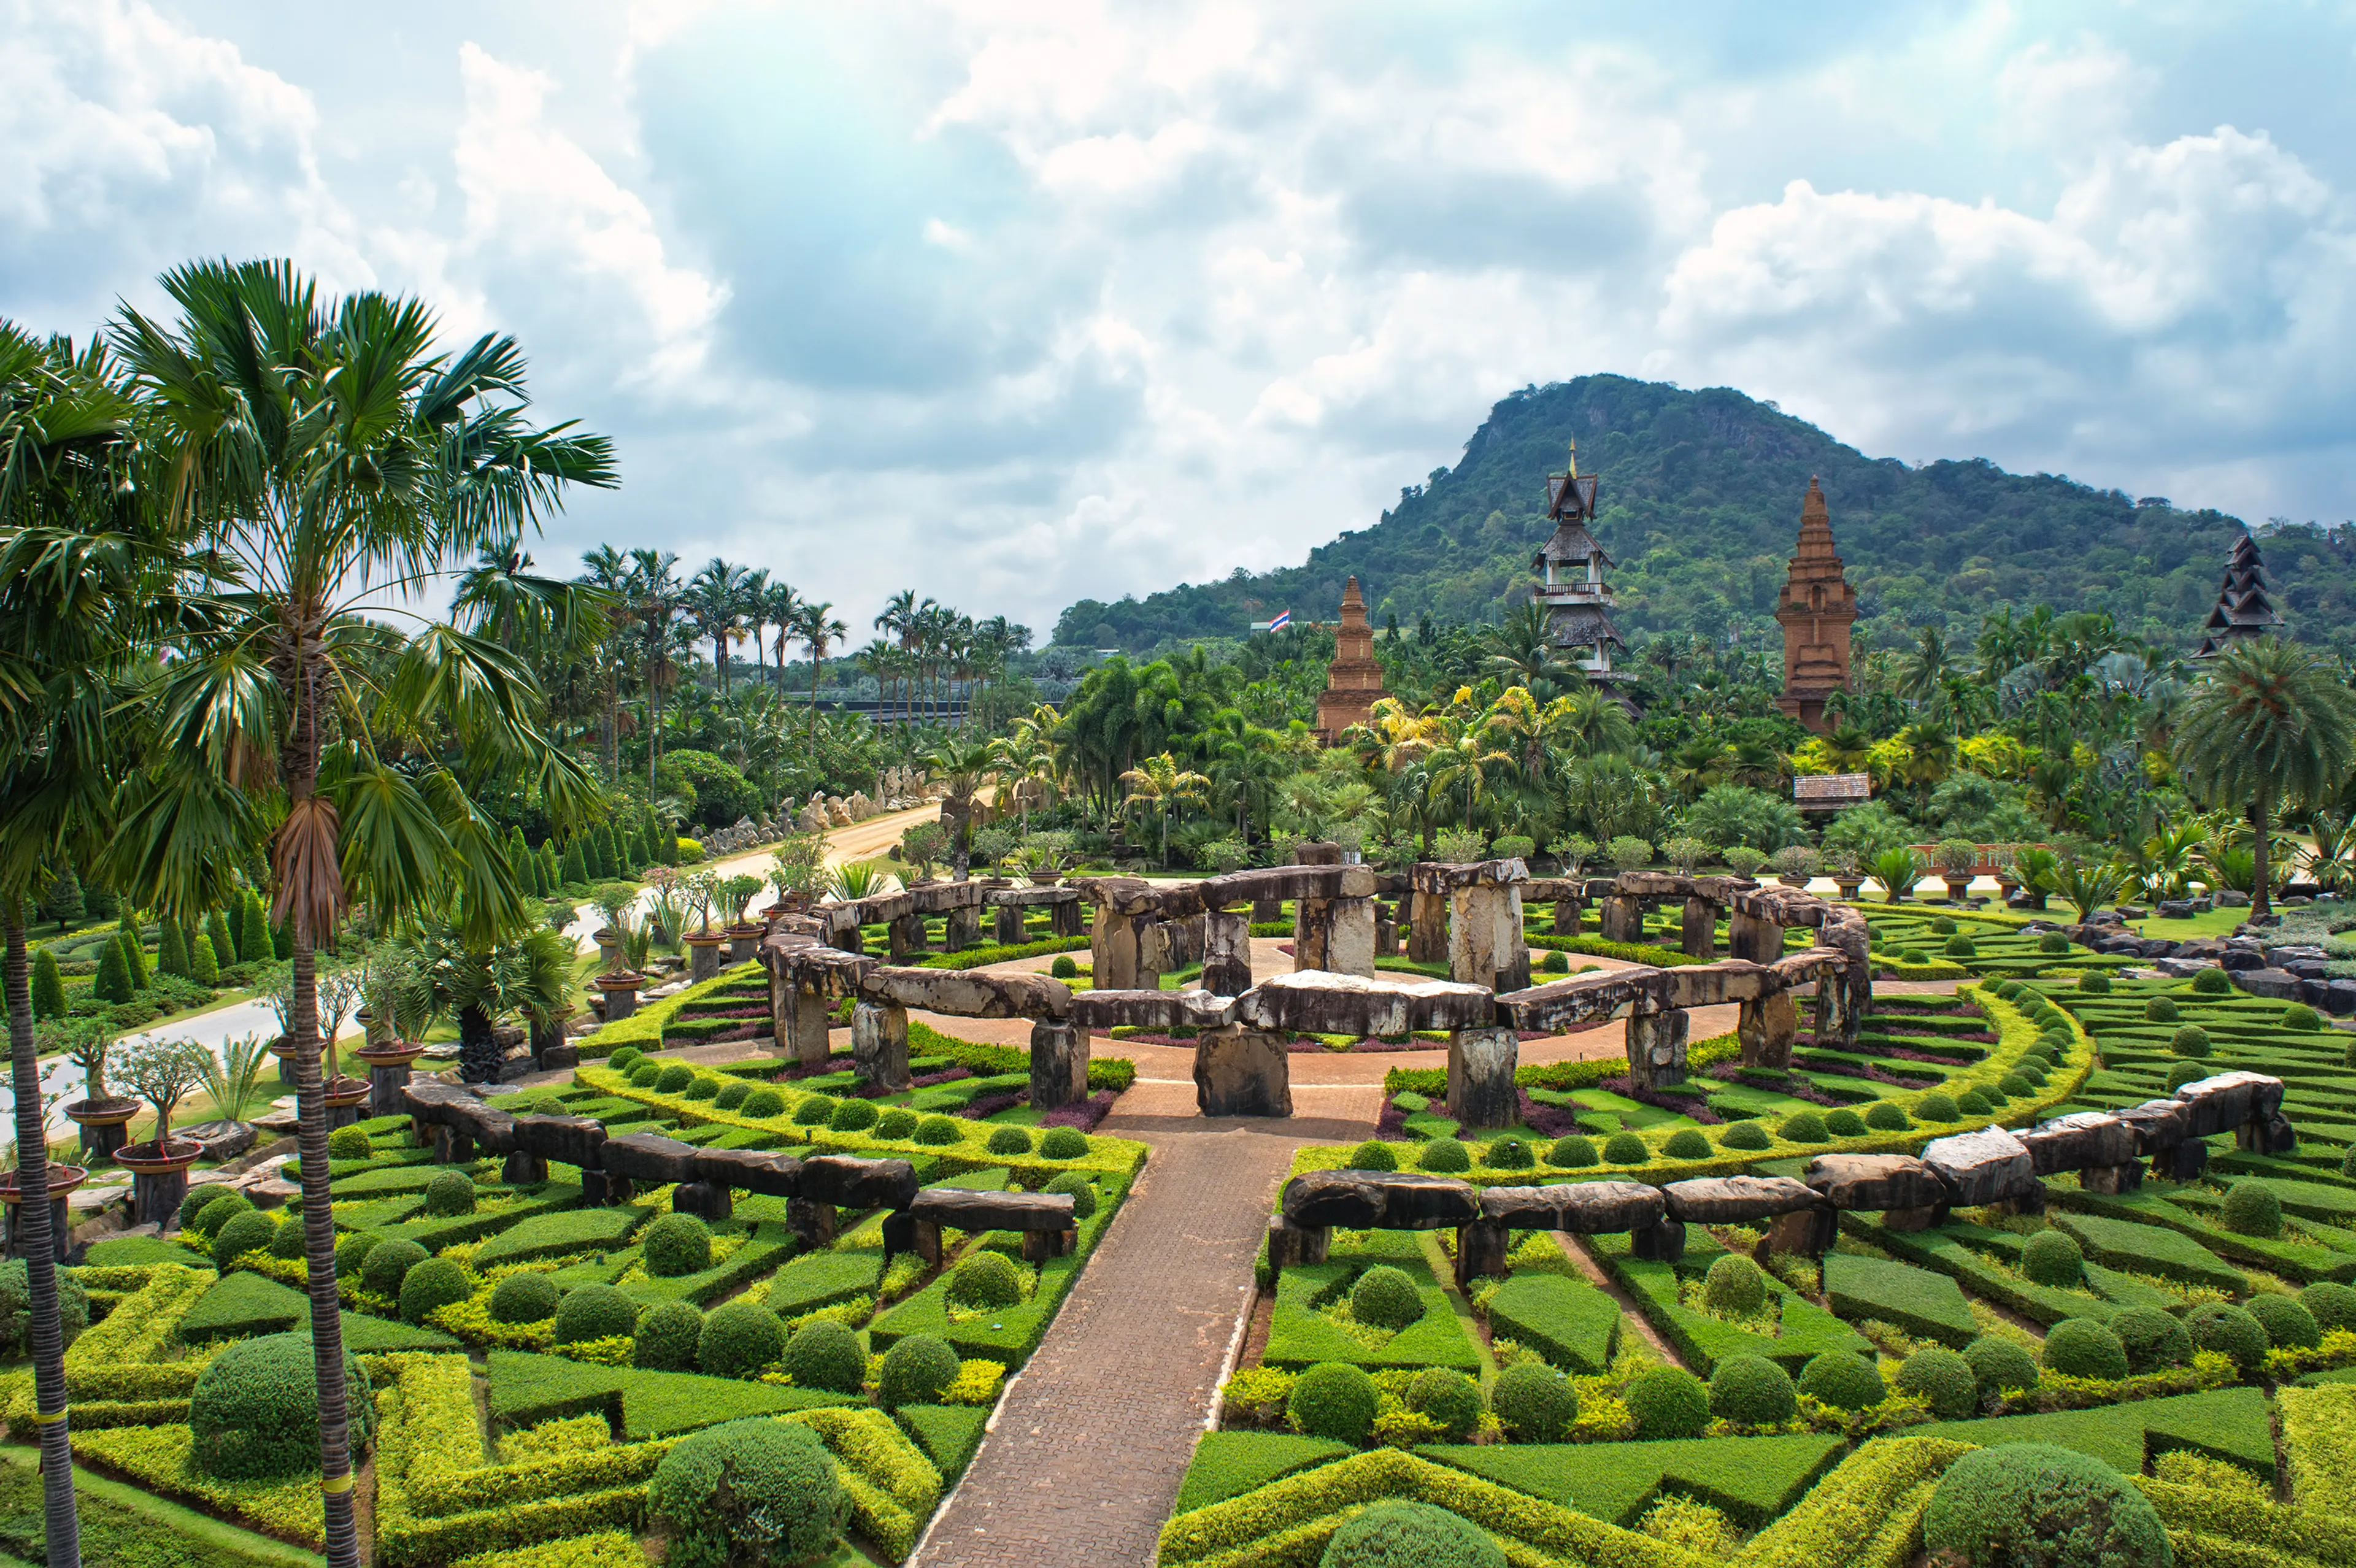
[1454,1216,1512,1287]
[672,1181,733,1223]
[851,1000,910,1093]
[1028,1021,1088,1111]
[1091,907,1147,990]
[888,912,926,961]
[1600,894,1644,943]
[1680,897,1718,959]
[778,984,834,1069]
[1193,1026,1292,1117]
[1625,1004,1690,1090]
[1551,896,1581,937]
[1203,909,1253,997]
[1250,894,1283,926]
[1137,921,1170,992]
[1738,992,1798,1068]
[1445,1026,1520,1132]
[1728,910,1784,964]
[944,905,981,953]
[993,904,1025,945]
[1407,888,1449,963]
[1050,895,1085,937]
[1449,883,1530,993]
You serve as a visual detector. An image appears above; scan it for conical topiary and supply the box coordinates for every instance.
[208,909,238,967]
[92,936,133,1004]
[156,919,190,979]
[271,917,291,959]
[240,891,273,970]
[31,949,66,1020]
[540,840,561,894]
[190,932,221,987]
[40,864,84,927]
[593,823,620,880]
[561,840,589,888]
[116,929,148,991]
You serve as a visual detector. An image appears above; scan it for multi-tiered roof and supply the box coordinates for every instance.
[1314,577,1391,742]
[2195,534,2282,656]
[1533,442,1636,709]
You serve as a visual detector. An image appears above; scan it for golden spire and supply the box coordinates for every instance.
[1565,439,1579,480]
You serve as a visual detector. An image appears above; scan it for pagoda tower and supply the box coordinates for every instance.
[1533,442,1638,710]
[2194,533,2281,656]
[1315,577,1391,742]
[1773,477,1858,734]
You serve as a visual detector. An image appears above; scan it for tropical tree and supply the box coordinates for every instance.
[397,925,574,1079]
[628,549,683,793]
[1118,751,1211,866]
[762,578,801,694]
[689,558,746,693]
[795,599,848,747]
[922,737,997,878]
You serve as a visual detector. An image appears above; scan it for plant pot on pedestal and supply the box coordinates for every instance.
[63,1097,141,1165]
[725,922,765,964]
[685,931,726,983]
[1832,877,1865,903]
[354,1040,429,1118]
[598,971,644,1023]
[1028,870,1063,887]
[0,1164,87,1264]
[593,928,622,970]
[323,1075,373,1131]
[114,1139,201,1229]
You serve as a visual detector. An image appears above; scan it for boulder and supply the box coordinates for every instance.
[2174,1070,2285,1137]
[2018,1112,2138,1175]
[2112,1098,2191,1154]
[1661,1175,1823,1224]
[798,1153,918,1211]
[908,1188,1077,1232]
[600,1131,702,1188]
[1280,1169,1479,1229]
[2234,967,2302,999]
[1479,1180,1665,1234]
[175,1120,257,1164]
[1801,1153,1946,1212]
[1920,1126,2037,1207]
[1193,1028,1291,1118]
[858,966,1070,1020]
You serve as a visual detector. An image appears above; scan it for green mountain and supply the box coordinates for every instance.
[1053,374,2356,659]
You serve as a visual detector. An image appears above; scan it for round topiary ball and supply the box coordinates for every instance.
[986,1125,1033,1156]
[1603,1132,1649,1164]
[268,1213,308,1261]
[2166,1061,2208,1091]
[490,1272,559,1324]
[878,1333,960,1409]
[1924,1443,2169,1568]
[629,1063,661,1088]
[1489,1361,1577,1442]
[2186,1302,2269,1373]
[1317,1501,1504,1568]
[1930,916,1958,936]
[739,1088,785,1119]
[2299,1280,2356,1335]
[1704,1255,1769,1318]
[830,1097,880,1132]
[1823,1108,1868,1139]
[1917,1093,1960,1123]
[876,1108,920,1140]
[1625,1366,1711,1440]
[1946,936,1977,958]
[0,1259,87,1355]
[328,1124,372,1160]
[1049,955,1079,978]
[607,1046,644,1072]
[2144,995,2179,1023]
[1997,1072,2033,1099]
[2221,1180,2282,1239]
[1038,1126,1089,1160]
[1797,1351,1885,1412]
[948,1250,1025,1311]
[1895,1345,1979,1419]
[1965,1336,2041,1396]
[644,1213,714,1278]
[2248,1292,2322,1350]
[1404,1368,1484,1441]
[634,1300,704,1370]
[361,1237,428,1299]
[912,1115,963,1146]
[791,1094,838,1127]
[1864,1101,1911,1131]
[554,1282,641,1345]
[684,1075,721,1101]
[1954,1090,1995,1118]
[1043,1172,1097,1220]
[2188,965,2231,994]
[1541,949,1569,973]
[1349,1140,1398,1171]
[1720,1121,1773,1151]
[2171,1025,2211,1058]
[1663,1129,1712,1160]
[1288,1361,1379,1443]
[399,1257,471,1325]
[713,1078,752,1110]
[2284,1002,2323,1031]
[655,1063,694,1094]
[1417,1137,1470,1173]
[210,1209,279,1267]
[2043,1318,2129,1381]
[2078,972,2112,994]
[1709,1355,1798,1427]
[698,1299,786,1379]
[190,1189,252,1239]
[2111,1306,2193,1374]
[190,1332,374,1480]
[2039,932,2071,955]
[1549,1135,1600,1167]
[783,1320,868,1393]
[1778,1112,1830,1144]
[423,1171,476,1218]
[1351,1266,1424,1332]
[2020,1229,2085,1288]
[1485,1137,1535,1170]
[648,1418,841,1568]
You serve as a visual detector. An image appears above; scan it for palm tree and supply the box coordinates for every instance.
[761,580,799,692]
[628,549,682,793]
[1898,626,1952,701]
[689,558,746,693]
[875,589,924,721]
[794,600,849,748]
[2173,639,2356,919]
[1482,601,1575,691]
[923,737,999,877]
[578,545,633,775]
[1118,751,1210,866]
[397,924,573,1081]
[106,259,610,1568]
[738,567,771,683]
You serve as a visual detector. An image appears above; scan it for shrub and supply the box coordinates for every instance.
[1625,1366,1711,1440]
[361,1238,428,1298]
[399,1258,471,1325]
[1028,1173,1094,1224]
[879,1334,960,1410]
[2020,1229,2084,1288]
[1895,1345,1979,1419]
[423,1171,476,1218]
[1797,1351,1885,1412]
[1864,1100,1910,1131]
[1778,1111,1830,1144]
[1923,1443,2169,1568]
[1954,1089,1995,1118]
[1405,1368,1484,1441]
[1662,1129,1712,1160]
[607,1045,644,1072]
[1489,1361,1577,1442]
[268,1216,307,1261]
[644,1213,714,1278]
[2110,1306,2192,1374]
[2220,1180,2282,1238]
[190,1332,374,1480]
[2283,1002,2323,1031]
[791,1094,837,1127]
[1414,1137,1469,1173]
[713,1078,752,1110]
[2077,972,2111,994]
[655,1064,694,1094]
[1917,1093,1960,1123]
[1351,1266,1423,1331]
[1709,1355,1798,1427]
[739,1088,785,1119]
[2191,966,2232,993]
[1720,1121,1773,1151]
[191,1189,252,1239]
[912,1115,963,1146]
[1540,950,1569,973]
[698,1299,786,1379]
[2186,1302,2268,1373]
[1823,1108,1867,1138]
[629,1063,661,1088]
[2043,1318,2128,1381]
[1039,1126,1089,1159]
[0,1259,87,1354]
[648,1417,842,1568]
[820,1096,877,1132]
[2144,995,2178,1023]
[1965,1336,2041,1396]
[684,1075,721,1101]
[1603,1132,1649,1164]
[1930,916,1958,936]
[1349,1140,1398,1171]
[2248,1292,2322,1350]
[1288,1361,1379,1443]
[986,1125,1033,1156]
[327,1125,372,1160]
[876,1108,920,1140]
[783,1320,867,1393]
[1549,1135,1600,1167]
[210,1209,278,1266]
[948,1251,1025,1311]
[1997,1072,2033,1098]
[2166,1062,2206,1091]
[490,1272,559,1325]
[2300,1280,2356,1334]
[634,1301,704,1370]
[1703,1255,1769,1317]
[2039,932,2071,955]
[1945,936,1977,958]
[555,1283,640,1345]
[2171,1025,2211,1058]
[1318,1500,1504,1568]
[1049,955,1079,978]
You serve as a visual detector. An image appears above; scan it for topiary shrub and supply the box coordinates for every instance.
[830,1097,879,1131]
[2191,966,2231,993]
[1863,1100,1910,1131]
[607,1045,644,1072]
[655,1063,694,1094]
[423,1171,476,1218]
[1625,1366,1711,1440]
[1038,1126,1089,1160]
[2220,1180,2282,1238]
[1603,1132,1649,1164]
[210,1209,279,1267]
[2039,932,2071,955]
[1923,1443,2169,1568]
[1489,1361,1577,1442]
[1549,1135,1600,1167]
[791,1094,838,1127]
[268,1215,307,1261]
[1703,1255,1769,1317]
[1540,950,1569,973]
[713,1078,752,1110]
[2283,1002,2323,1031]
[698,1299,786,1379]
[1404,1367,1484,1441]
[327,1124,372,1160]
[1662,1129,1712,1160]
[1349,1140,1399,1171]
[2077,972,2111,994]
[878,1334,960,1410]
[644,1213,714,1278]
[361,1237,428,1299]
[2143,995,2178,1023]
[2021,1229,2084,1288]
[1930,916,1958,936]
[783,1320,867,1393]
[1917,1093,1960,1123]
[2166,1062,2207,1092]
[1318,1501,1504,1568]
[1350,1266,1424,1332]
[1041,1171,1098,1220]
[2042,1318,2128,1381]
[1965,1336,2041,1396]
[1895,1345,1979,1419]
[912,1115,963,1146]
[648,1417,843,1568]
[1709,1355,1798,1427]
[555,1282,640,1345]
[190,1189,252,1239]
[1797,1351,1885,1412]
[2300,1280,2356,1335]
[1719,1121,1773,1151]
[629,1063,662,1088]
[1954,1089,1995,1118]
[2248,1292,2322,1350]
[2109,1306,2193,1374]
[948,1251,1025,1311]
[1778,1111,1830,1144]
[986,1125,1033,1156]
[191,1332,374,1480]
[1484,1136,1534,1170]
[490,1272,559,1325]
[1416,1137,1470,1173]
[684,1075,721,1101]
[2171,1025,2210,1058]
[1823,1108,1868,1138]
[634,1301,704,1370]
[2186,1302,2268,1373]
[1945,936,1977,958]
[1049,955,1079,978]
[1996,1072,2033,1099]
[0,1259,87,1355]
[739,1088,785,1119]
[399,1257,471,1325]
[875,1107,920,1140]
[1288,1361,1379,1443]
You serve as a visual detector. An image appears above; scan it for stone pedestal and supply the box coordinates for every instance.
[1193,1027,1291,1117]
[944,906,981,953]
[2082,1162,2143,1195]
[502,1151,549,1185]
[888,913,926,961]
[132,1169,188,1229]
[582,1170,624,1206]
[1266,1215,1329,1272]
[852,1001,910,1094]
[994,905,1025,945]
[328,1097,364,1132]
[1738,993,1798,1069]
[1728,910,1784,964]
[75,1120,130,1164]
[1091,907,1151,990]
[2154,1142,2208,1182]
[1681,898,1719,959]
[687,937,724,982]
[1028,1021,1089,1111]
[1250,894,1283,926]
[3,1196,71,1264]
[831,924,866,955]
[787,1196,837,1248]
[1552,898,1581,937]
[1454,1216,1512,1287]
[1445,1027,1520,1132]
[1631,1218,1687,1262]
[1763,1207,1836,1256]
[726,929,762,964]
[599,982,639,1022]
[1625,1005,1690,1090]
[1295,893,1376,977]
[673,1180,734,1223]
[1202,910,1252,996]
[1407,890,1449,963]
[430,1125,475,1166]
[1137,922,1171,992]
[2237,1112,2296,1156]
[1449,883,1529,993]
[1021,1228,1076,1264]
[779,987,834,1069]
[1599,895,1644,943]
[1051,897,1085,938]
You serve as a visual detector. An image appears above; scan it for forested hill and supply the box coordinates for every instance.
[1052,374,2356,658]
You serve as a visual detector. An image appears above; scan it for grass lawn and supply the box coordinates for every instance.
[2135,905,2247,940]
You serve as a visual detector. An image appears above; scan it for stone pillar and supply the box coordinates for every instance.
[1050,896,1084,938]
[1407,890,1449,963]
[852,1000,910,1093]
[831,922,865,955]
[1454,1217,1511,1288]
[1373,901,1396,956]
[1728,910,1784,964]
[1763,1207,1836,1256]
[1631,1217,1687,1262]
[1815,924,1869,1049]
[1445,1026,1520,1132]
[133,1168,189,1230]
[1624,1004,1690,1090]
[993,904,1025,945]
[726,929,761,964]
[1266,1215,1329,1272]
[688,937,723,982]
[1193,1026,1292,1116]
[1599,894,1644,943]
[780,986,834,1069]
[368,1063,413,1119]
[673,1180,733,1223]
[1029,1020,1088,1110]
[1296,894,1376,977]
[1203,910,1253,996]
[1552,897,1582,937]
[1138,921,1169,992]
[1448,883,1528,993]
[502,1151,549,1186]
[2082,1162,2142,1195]
[1250,894,1282,926]
[944,905,981,953]
[1090,906,1144,990]
[1738,992,1798,1069]
[787,1197,837,1248]
[887,912,926,961]
[1680,898,1718,959]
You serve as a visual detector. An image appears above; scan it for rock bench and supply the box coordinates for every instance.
[888,1186,1080,1264]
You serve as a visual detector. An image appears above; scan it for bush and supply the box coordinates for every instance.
[1823,1108,1868,1138]
[2171,1025,2211,1058]
[1603,1132,1649,1164]
[1895,1345,1979,1419]
[1923,1443,2169,1568]
[1318,1500,1505,1568]
[1658,1128,1710,1161]
[1778,1111,1830,1144]
[1349,1140,1398,1171]
[654,1063,694,1094]
[1043,1172,1097,1220]
[1709,1355,1798,1426]
[698,1299,785,1379]
[2220,1180,2282,1238]
[1038,1126,1089,1159]
[2191,966,2232,993]
[791,1094,837,1127]
[629,1063,661,1088]
[2300,1280,2356,1334]
[2021,1229,2084,1288]
[912,1115,963,1146]
[490,1272,560,1325]
[948,1251,1025,1311]
[555,1282,640,1345]
[2143,995,2179,1023]
[399,1257,471,1325]
[876,1108,920,1140]
[1954,1090,1995,1118]
[1797,1351,1884,1412]
[648,1417,842,1568]
[0,1259,87,1354]
[1945,936,1978,958]
[1997,1072,2033,1099]
[2077,972,2111,994]
[607,1045,644,1072]
[210,1209,279,1266]
[739,1088,785,1119]
[179,1183,231,1231]
[878,1334,960,1410]
[1863,1100,1910,1131]
[423,1171,477,1218]
[1481,1136,1533,1170]
[327,1125,372,1160]
[2186,1302,2268,1373]
[1540,950,1569,973]
[1965,1335,2042,1396]
[684,1075,721,1101]
[783,1320,867,1393]
[2039,932,2071,955]
[644,1213,714,1278]
[1288,1361,1379,1443]
[986,1125,1033,1156]
[1415,1137,1469,1173]
[190,1332,374,1480]
[190,1189,252,1239]
[2283,1002,2323,1031]
[1549,1135,1599,1167]
[362,1237,428,1298]
[2043,1318,2129,1381]
[2248,1292,2322,1350]
[825,1097,879,1132]
[1625,1366,1711,1440]
[1917,1093,1960,1123]
[1049,955,1079,978]
[1930,916,1958,936]
[1350,1266,1423,1332]
[1404,1368,1484,1441]
[713,1078,752,1110]
[2110,1307,2192,1374]
[269,1215,307,1261]
[1720,1121,1773,1151]
[633,1300,704,1370]
[1489,1361,1577,1442]
[2166,1062,2207,1091]
[1703,1255,1769,1317]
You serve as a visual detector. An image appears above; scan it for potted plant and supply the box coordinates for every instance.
[197,1035,274,1128]
[644,867,684,947]
[1023,830,1074,886]
[681,871,725,982]
[1769,845,1820,888]
[768,831,828,913]
[1549,834,1597,882]
[58,1021,139,1164]
[1721,845,1768,881]
[589,882,639,970]
[1826,846,1865,902]
[315,964,372,1116]
[1988,844,2022,904]
[898,821,947,884]
[2012,845,2060,910]
[112,1036,210,1227]
[1935,839,1980,903]
[720,874,766,961]
[0,1086,83,1261]
[1871,846,1925,904]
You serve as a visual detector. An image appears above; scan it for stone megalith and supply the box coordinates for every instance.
[1624,1001,1689,1090]
[1203,909,1253,996]
[1029,1020,1089,1111]
[851,999,910,1093]
[1737,991,1798,1069]
[1445,1026,1520,1132]
[1193,1025,1291,1117]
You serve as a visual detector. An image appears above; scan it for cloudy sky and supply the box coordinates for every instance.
[6,1,2354,639]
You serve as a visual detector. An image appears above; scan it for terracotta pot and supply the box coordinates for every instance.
[598,971,645,991]
[324,1076,372,1107]
[726,922,764,939]
[685,932,726,949]
[1028,870,1063,886]
[0,1164,87,1204]
[353,1041,430,1069]
[112,1139,202,1174]
[63,1098,139,1128]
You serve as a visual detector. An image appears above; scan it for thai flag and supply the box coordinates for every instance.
[1266,610,1291,631]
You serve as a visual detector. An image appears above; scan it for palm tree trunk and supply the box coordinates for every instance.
[7,911,81,1568]
[809,646,821,751]
[2252,797,2273,920]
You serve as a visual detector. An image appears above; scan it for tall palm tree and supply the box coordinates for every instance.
[853,639,895,729]
[578,544,633,776]
[738,567,770,683]
[1482,600,1575,692]
[688,558,746,694]
[2173,639,2356,919]
[760,578,798,692]
[794,600,848,748]
[874,589,922,721]
[628,549,682,793]
[1898,626,1952,701]
[106,259,610,1568]
[1118,751,1209,867]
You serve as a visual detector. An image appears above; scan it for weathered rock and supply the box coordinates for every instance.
[177,1120,257,1164]
[1625,1004,1690,1090]
[1661,1175,1823,1224]
[1202,909,1252,996]
[909,1187,1076,1231]
[2112,1099,2191,1153]
[1445,1027,1519,1133]
[509,1114,608,1172]
[2233,967,2303,999]
[1068,988,1236,1032]
[1479,1180,1665,1234]
[1727,909,1785,964]
[1802,1153,1947,1212]
[2018,1112,2138,1175]
[799,1153,918,1210]
[1234,970,1495,1036]
[2174,1070,2284,1137]
[1193,1027,1291,1118]
[2238,1109,2297,1156]
[1028,1020,1089,1111]
[852,999,911,1093]
[1598,894,1644,943]
[1280,1168,1479,1229]
[1266,1215,1331,1271]
[691,1147,803,1197]
[1920,1126,2038,1206]
[1294,887,1377,977]
[1738,992,1798,1069]
[859,966,1071,1021]
[1631,1218,1687,1262]
[601,1131,703,1188]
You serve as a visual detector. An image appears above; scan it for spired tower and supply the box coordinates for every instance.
[1534,442,1638,710]
[1773,477,1858,734]
[2194,533,2282,656]
[1315,577,1391,742]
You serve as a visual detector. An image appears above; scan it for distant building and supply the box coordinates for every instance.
[1315,577,1391,742]
[2194,533,2281,656]
[1774,477,1858,735]
[1533,442,1638,711]
[1794,773,1872,814]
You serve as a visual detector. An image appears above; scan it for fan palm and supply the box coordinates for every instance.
[924,737,998,877]
[396,925,574,1076]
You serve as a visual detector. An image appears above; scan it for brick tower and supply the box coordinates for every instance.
[1774,477,1858,734]
[1315,577,1390,742]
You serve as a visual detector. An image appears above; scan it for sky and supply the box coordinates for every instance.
[6,1,2355,642]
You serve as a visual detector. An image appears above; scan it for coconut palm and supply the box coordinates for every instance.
[762,580,801,694]
[2173,639,2356,919]
[1118,751,1211,866]
[795,599,849,747]
[688,558,747,693]
[104,259,611,1568]
[628,550,683,793]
